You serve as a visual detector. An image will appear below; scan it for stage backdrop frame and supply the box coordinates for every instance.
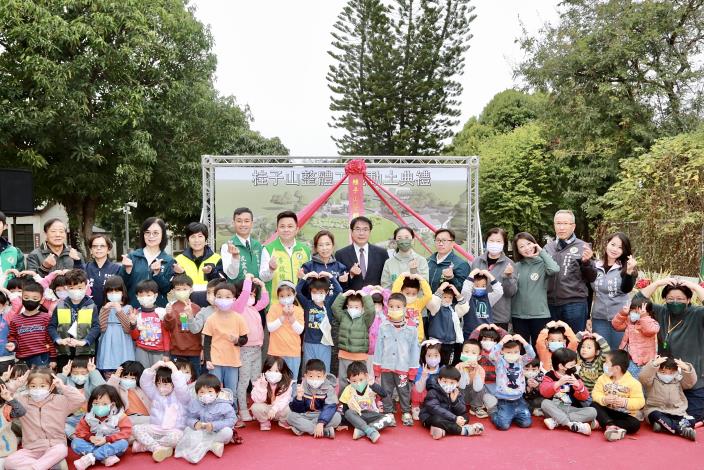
[201,156,482,257]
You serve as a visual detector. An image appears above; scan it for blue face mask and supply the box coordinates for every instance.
[629,311,640,323]
[92,404,111,418]
[548,341,565,352]
[473,287,487,297]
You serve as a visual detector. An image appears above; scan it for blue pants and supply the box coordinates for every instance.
[71,438,128,461]
[549,301,588,333]
[303,343,331,374]
[491,398,532,430]
[648,411,692,435]
[591,319,624,351]
[282,356,302,381]
[212,365,239,411]
[24,353,50,368]
[172,354,202,378]
[511,317,550,347]
[684,387,704,423]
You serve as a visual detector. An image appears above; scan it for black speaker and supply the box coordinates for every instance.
[0,169,34,216]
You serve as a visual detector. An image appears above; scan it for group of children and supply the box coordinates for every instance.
[0,263,698,470]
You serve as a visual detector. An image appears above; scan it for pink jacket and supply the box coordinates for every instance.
[363,286,390,355]
[612,310,660,366]
[250,376,292,415]
[16,382,85,450]
[242,287,270,347]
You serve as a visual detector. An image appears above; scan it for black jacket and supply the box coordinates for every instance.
[419,376,467,423]
[335,244,389,291]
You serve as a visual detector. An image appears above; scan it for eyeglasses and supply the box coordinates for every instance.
[145,231,161,237]
[435,239,454,244]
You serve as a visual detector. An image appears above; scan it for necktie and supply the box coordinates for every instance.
[359,247,367,279]
[245,240,251,252]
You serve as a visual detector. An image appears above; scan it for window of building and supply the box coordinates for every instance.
[12,224,35,253]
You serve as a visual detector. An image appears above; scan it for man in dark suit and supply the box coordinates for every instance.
[335,216,389,290]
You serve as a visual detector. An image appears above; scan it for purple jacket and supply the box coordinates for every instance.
[140,368,190,430]
[185,397,236,432]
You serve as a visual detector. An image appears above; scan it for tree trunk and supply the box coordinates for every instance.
[80,196,98,254]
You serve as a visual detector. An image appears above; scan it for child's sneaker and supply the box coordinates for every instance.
[152,446,173,462]
[73,454,95,470]
[543,418,557,430]
[278,420,292,430]
[401,412,414,426]
[323,427,335,439]
[430,426,445,440]
[652,422,662,433]
[470,407,489,419]
[367,429,380,443]
[569,422,591,436]
[210,442,224,458]
[103,456,120,467]
[291,427,304,436]
[240,411,254,422]
[604,425,626,442]
[352,428,366,440]
[380,413,397,428]
[462,423,484,436]
[680,427,696,441]
[532,408,544,417]
[235,418,246,428]
[411,406,421,420]
[260,421,272,431]
[132,441,148,453]
[590,420,600,430]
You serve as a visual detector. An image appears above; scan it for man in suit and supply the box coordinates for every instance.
[335,216,389,290]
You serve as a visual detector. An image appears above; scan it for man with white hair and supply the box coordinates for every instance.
[544,210,597,333]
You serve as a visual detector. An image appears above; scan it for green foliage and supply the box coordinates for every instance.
[601,127,704,276]
[328,0,476,156]
[446,117,495,156]
[477,123,558,240]
[479,89,546,134]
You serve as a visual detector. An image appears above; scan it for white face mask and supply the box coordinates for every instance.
[247,296,256,306]
[68,288,86,302]
[56,290,70,301]
[503,353,520,363]
[71,374,88,385]
[348,307,363,319]
[657,372,677,384]
[137,295,156,308]
[8,292,21,301]
[265,371,282,384]
[199,392,217,404]
[43,288,57,301]
[405,295,417,304]
[29,388,50,401]
[441,300,453,308]
[307,379,324,389]
[480,340,495,352]
[174,290,191,302]
[279,296,295,306]
[312,293,326,304]
[486,241,504,254]
[524,370,540,380]
[107,292,123,303]
[440,382,457,394]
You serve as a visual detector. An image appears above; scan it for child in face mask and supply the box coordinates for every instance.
[164,274,202,375]
[132,360,190,462]
[539,348,597,435]
[236,277,269,423]
[523,357,545,416]
[97,276,135,375]
[412,341,444,420]
[461,269,504,341]
[427,283,468,365]
[287,359,341,438]
[266,281,304,378]
[129,280,170,369]
[575,331,610,392]
[186,278,221,335]
[7,281,57,368]
[611,298,660,378]
[332,289,376,391]
[391,273,432,342]
[536,321,578,371]
[365,287,390,384]
[488,334,536,430]
[420,366,484,439]
[71,384,132,470]
[58,357,106,438]
[372,294,420,427]
[297,272,342,380]
[174,358,197,391]
[40,272,68,316]
[640,356,697,441]
[176,374,236,463]
[5,367,84,470]
[457,338,496,418]
[340,360,395,442]
[0,376,26,468]
[468,324,508,409]
[250,356,293,430]
[107,360,152,427]
[202,283,249,416]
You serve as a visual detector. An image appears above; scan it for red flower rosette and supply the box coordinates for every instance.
[345,159,367,176]
[635,278,651,289]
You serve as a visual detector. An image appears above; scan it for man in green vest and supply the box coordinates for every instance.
[221,207,264,283]
[0,211,25,287]
[260,211,311,307]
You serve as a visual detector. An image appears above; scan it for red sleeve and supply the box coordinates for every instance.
[539,374,557,398]
[373,365,381,377]
[161,325,170,353]
[7,318,17,346]
[105,415,133,443]
[74,418,92,439]
[573,379,590,401]
[408,367,418,381]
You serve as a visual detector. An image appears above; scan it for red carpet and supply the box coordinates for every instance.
[65,416,704,470]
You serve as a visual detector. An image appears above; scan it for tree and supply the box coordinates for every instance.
[0,0,287,246]
[602,127,704,276]
[328,0,476,155]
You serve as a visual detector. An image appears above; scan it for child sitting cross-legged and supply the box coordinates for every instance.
[287,359,341,438]
[250,355,294,431]
[419,366,484,439]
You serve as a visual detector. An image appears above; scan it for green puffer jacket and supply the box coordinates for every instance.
[332,292,375,353]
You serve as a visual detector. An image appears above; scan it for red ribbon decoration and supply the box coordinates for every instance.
[346,159,366,219]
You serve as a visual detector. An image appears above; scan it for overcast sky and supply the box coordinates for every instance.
[191,0,561,156]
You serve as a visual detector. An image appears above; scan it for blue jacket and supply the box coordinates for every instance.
[185,397,236,432]
[428,305,457,344]
[289,373,338,425]
[0,308,12,358]
[372,321,420,378]
[427,250,470,293]
[118,248,174,308]
[85,260,121,308]
[296,276,342,345]
[419,376,468,423]
[301,255,348,280]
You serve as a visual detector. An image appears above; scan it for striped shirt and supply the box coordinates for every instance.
[8,311,57,359]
